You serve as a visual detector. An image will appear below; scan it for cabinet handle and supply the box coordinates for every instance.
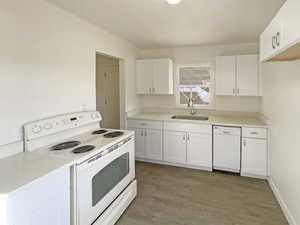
[272,36,276,49]
[250,132,258,135]
[276,32,280,47]
[223,131,231,135]
[183,134,185,140]
[243,139,246,147]
[187,133,190,141]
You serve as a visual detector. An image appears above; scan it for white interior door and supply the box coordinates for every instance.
[241,138,267,176]
[187,132,212,169]
[96,55,120,129]
[236,55,258,96]
[136,60,154,94]
[164,130,187,164]
[145,129,163,160]
[216,56,236,96]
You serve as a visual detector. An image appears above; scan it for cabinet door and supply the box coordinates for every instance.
[236,55,258,96]
[187,132,212,169]
[164,131,187,164]
[260,12,282,62]
[129,127,146,158]
[153,59,173,94]
[280,0,300,48]
[241,138,267,177]
[145,129,163,160]
[216,56,236,96]
[136,60,154,94]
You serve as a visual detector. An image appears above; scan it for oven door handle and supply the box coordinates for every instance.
[78,136,133,167]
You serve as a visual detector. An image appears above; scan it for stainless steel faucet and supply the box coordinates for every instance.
[187,97,197,115]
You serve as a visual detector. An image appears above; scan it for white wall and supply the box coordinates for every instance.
[138,43,261,112]
[262,60,300,225]
[0,0,138,157]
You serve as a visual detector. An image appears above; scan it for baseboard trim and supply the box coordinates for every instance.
[268,178,297,225]
[135,158,213,172]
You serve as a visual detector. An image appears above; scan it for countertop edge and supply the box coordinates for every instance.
[127,114,267,128]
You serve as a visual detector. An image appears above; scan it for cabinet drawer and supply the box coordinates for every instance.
[127,119,163,130]
[164,122,212,134]
[242,127,267,139]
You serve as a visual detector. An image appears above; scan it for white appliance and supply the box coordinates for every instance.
[23,111,137,225]
[213,126,241,173]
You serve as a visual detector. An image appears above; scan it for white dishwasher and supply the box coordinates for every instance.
[213,126,241,173]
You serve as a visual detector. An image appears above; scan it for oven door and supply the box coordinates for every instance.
[76,137,135,225]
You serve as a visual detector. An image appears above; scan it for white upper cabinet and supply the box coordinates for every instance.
[260,0,300,62]
[136,58,173,95]
[216,56,236,96]
[153,59,173,94]
[280,0,300,48]
[216,55,259,96]
[136,60,154,94]
[260,12,282,62]
[236,55,259,96]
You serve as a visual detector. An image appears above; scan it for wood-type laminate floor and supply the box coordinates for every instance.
[116,162,288,225]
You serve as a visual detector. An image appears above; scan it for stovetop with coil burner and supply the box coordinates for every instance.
[32,128,134,163]
[51,141,81,151]
[103,131,124,138]
[49,129,125,156]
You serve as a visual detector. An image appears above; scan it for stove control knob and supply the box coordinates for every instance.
[91,113,97,119]
[32,125,42,134]
[43,123,53,130]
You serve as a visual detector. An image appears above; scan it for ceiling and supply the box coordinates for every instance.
[47,0,286,49]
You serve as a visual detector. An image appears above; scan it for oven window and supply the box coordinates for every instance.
[92,152,129,206]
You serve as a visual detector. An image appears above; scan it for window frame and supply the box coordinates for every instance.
[175,64,215,109]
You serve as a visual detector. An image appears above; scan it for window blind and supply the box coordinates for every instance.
[179,67,210,86]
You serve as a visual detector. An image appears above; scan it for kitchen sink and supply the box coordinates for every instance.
[171,115,209,121]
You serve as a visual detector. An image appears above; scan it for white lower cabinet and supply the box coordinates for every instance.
[131,128,146,158]
[145,129,163,160]
[164,122,213,169]
[187,132,212,168]
[4,166,70,225]
[128,119,267,178]
[164,130,187,164]
[129,126,163,160]
[241,138,268,177]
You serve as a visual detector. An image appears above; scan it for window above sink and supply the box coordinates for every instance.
[176,65,215,109]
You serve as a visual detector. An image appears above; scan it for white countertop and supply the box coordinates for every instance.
[127,113,267,128]
[0,152,73,195]
[0,129,134,195]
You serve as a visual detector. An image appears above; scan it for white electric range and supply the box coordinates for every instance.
[23,111,137,225]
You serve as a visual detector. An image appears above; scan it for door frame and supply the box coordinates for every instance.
[95,52,125,129]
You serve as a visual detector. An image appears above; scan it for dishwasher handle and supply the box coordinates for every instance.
[213,126,241,136]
